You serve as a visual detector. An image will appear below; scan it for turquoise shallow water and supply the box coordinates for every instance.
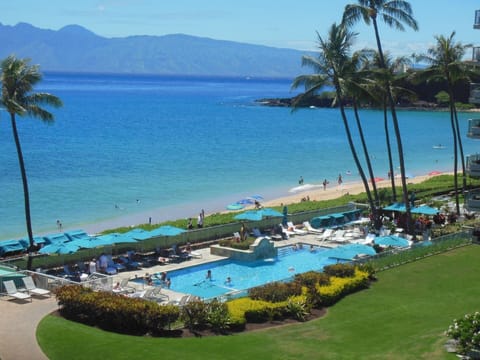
[0,72,477,239]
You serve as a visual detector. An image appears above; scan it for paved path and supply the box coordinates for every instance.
[0,295,57,360]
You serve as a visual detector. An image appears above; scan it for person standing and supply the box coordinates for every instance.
[298,176,304,185]
[197,213,203,228]
[337,174,343,186]
[323,179,328,190]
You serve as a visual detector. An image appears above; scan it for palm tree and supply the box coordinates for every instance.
[1,55,62,268]
[364,51,415,202]
[291,23,376,216]
[416,32,477,214]
[343,0,418,233]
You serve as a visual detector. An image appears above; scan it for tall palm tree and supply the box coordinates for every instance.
[1,55,62,268]
[343,0,418,233]
[416,32,476,214]
[292,23,376,216]
[364,51,415,202]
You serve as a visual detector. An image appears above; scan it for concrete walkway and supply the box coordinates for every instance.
[0,235,336,360]
[0,295,57,360]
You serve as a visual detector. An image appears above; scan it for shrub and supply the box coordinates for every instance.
[294,271,330,287]
[316,269,369,306]
[181,299,209,330]
[446,311,480,355]
[206,299,231,334]
[249,281,302,302]
[55,285,180,335]
[323,263,355,278]
[286,297,309,322]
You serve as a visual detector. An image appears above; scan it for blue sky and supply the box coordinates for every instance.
[1,0,479,57]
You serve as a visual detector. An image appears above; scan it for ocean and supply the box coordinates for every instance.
[0,72,477,240]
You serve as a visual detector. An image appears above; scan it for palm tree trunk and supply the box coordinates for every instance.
[453,106,467,193]
[449,99,460,215]
[353,101,378,204]
[384,102,397,202]
[372,19,411,233]
[10,113,34,269]
[336,92,376,217]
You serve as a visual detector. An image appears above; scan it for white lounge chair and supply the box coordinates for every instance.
[330,230,348,243]
[280,224,296,237]
[113,278,136,294]
[3,280,31,302]
[144,286,169,302]
[22,276,51,297]
[287,222,308,235]
[317,228,333,241]
[302,221,323,234]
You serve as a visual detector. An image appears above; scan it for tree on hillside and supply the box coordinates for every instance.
[416,32,478,215]
[342,0,418,233]
[291,23,376,217]
[1,55,63,269]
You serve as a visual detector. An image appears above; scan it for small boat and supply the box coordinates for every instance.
[432,144,446,149]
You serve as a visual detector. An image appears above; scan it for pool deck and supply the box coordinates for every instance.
[112,234,337,302]
[0,234,339,360]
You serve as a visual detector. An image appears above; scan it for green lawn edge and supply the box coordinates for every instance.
[38,245,480,360]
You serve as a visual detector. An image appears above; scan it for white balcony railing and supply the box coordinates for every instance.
[467,154,480,178]
[467,119,480,138]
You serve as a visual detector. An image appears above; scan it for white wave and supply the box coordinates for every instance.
[288,183,323,193]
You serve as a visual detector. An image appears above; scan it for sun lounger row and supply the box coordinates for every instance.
[2,276,51,302]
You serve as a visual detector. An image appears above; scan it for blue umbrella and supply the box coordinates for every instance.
[411,205,439,215]
[70,236,113,249]
[96,233,137,245]
[374,235,410,248]
[149,225,186,237]
[248,195,264,201]
[38,242,80,254]
[234,210,262,221]
[236,198,255,205]
[258,208,284,218]
[226,203,244,210]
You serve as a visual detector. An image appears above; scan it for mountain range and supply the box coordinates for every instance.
[0,22,311,78]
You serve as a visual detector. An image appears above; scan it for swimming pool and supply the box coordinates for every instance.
[151,245,341,299]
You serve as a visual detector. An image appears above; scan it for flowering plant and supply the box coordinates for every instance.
[445,311,480,354]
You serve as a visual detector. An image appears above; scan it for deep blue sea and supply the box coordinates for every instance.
[0,72,478,240]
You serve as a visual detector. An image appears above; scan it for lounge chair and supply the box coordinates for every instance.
[22,276,51,297]
[168,294,192,306]
[144,286,169,302]
[303,221,324,234]
[317,228,334,241]
[115,278,136,294]
[3,280,31,302]
[287,222,308,235]
[330,230,348,243]
[280,224,296,237]
[252,228,271,240]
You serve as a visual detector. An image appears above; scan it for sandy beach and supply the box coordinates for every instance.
[81,173,442,235]
[261,174,435,208]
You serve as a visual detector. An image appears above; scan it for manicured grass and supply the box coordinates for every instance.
[38,246,480,359]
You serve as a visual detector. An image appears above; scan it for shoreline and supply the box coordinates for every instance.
[78,172,445,236]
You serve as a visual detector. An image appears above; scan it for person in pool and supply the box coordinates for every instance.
[206,269,212,280]
[225,276,232,285]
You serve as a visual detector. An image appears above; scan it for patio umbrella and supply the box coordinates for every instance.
[226,203,244,211]
[96,233,137,245]
[411,205,439,215]
[383,203,407,212]
[374,235,410,248]
[234,210,262,221]
[248,195,264,201]
[259,208,284,218]
[236,198,255,205]
[70,236,113,249]
[149,225,186,237]
[38,242,80,255]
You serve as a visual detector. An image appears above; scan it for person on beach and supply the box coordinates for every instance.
[338,173,343,186]
[323,179,328,190]
[298,176,304,185]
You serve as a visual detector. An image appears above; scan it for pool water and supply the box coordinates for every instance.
[153,245,340,299]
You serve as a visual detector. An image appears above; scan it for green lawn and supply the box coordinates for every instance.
[38,245,480,360]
